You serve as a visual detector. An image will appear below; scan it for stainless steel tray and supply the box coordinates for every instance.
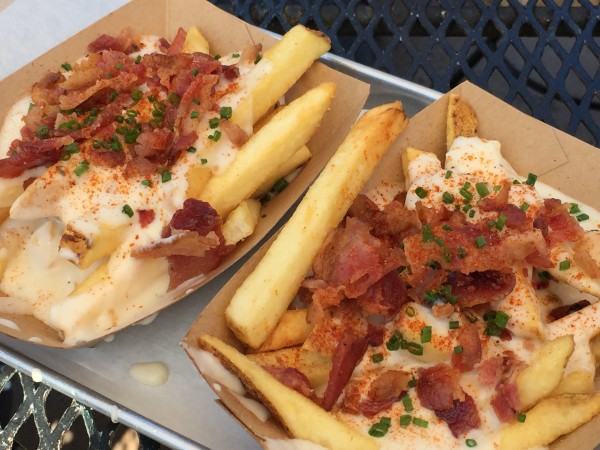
[0,2,440,449]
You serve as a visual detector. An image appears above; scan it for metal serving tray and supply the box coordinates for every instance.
[0,1,440,448]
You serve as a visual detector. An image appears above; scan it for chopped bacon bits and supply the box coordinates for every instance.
[416,364,463,411]
[451,322,482,372]
[264,366,316,401]
[435,394,481,437]
[549,300,591,321]
[137,209,155,228]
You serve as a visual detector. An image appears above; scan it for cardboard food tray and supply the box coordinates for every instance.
[0,0,369,347]
[183,81,600,449]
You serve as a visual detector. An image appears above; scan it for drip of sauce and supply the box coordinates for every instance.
[129,361,169,386]
[31,368,43,383]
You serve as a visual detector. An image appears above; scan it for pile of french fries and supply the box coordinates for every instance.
[195,94,600,450]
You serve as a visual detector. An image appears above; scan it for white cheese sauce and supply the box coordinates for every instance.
[129,361,169,386]
[0,35,272,344]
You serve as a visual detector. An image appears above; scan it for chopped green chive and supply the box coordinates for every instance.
[209,117,220,129]
[201,158,208,165]
[187,146,197,153]
[109,91,118,102]
[520,202,530,212]
[368,418,390,438]
[466,438,477,447]
[454,345,464,354]
[494,310,509,328]
[475,182,489,198]
[462,204,473,213]
[407,342,424,356]
[168,92,180,105]
[457,247,467,259]
[525,173,538,186]
[161,170,172,183]
[468,209,476,218]
[131,89,143,102]
[569,203,580,214]
[459,183,473,201]
[74,160,90,176]
[386,331,402,351]
[405,306,416,317]
[371,353,384,363]
[208,130,222,142]
[559,259,571,271]
[134,55,142,64]
[445,170,453,179]
[192,68,200,76]
[214,54,221,60]
[474,235,487,248]
[538,270,551,281]
[122,204,134,217]
[115,63,124,70]
[219,106,233,119]
[422,224,434,243]
[495,214,507,231]
[232,53,240,58]
[434,237,444,247]
[420,326,432,343]
[400,414,412,428]
[493,185,503,191]
[415,186,427,199]
[442,192,454,204]
[576,213,590,222]
[254,54,262,64]
[141,179,152,187]
[61,63,72,71]
[426,260,441,270]
[449,320,460,330]
[37,125,49,139]
[401,394,414,412]
[517,412,526,423]
[413,417,428,428]
[28,102,35,111]
[442,224,453,231]
[192,98,200,105]
[272,178,289,193]
[190,111,200,119]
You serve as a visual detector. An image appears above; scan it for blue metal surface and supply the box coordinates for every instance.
[210,0,600,146]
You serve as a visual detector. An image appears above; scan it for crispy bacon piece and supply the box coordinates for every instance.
[491,382,520,422]
[415,202,452,228]
[0,136,73,178]
[304,304,367,356]
[171,198,221,233]
[138,209,155,228]
[131,230,220,258]
[220,120,249,147]
[536,198,583,247]
[368,370,410,402]
[87,148,126,168]
[446,270,516,308]
[176,73,219,136]
[31,72,65,107]
[356,270,409,319]
[501,204,528,231]
[310,217,405,304]
[264,367,316,401]
[435,394,481,437]
[321,330,368,411]
[124,156,157,178]
[366,323,385,347]
[478,181,511,212]
[416,364,463,411]
[88,28,134,53]
[135,129,172,158]
[549,300,591,321]
[166,27,187,56]
[573,233,600,278]
[525,249,553,268]
[451,322,482,372]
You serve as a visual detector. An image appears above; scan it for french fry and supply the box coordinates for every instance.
[182,26,209,54]
[250,309,313,353]
[60,224,126,269]
[231,25,331,129]
[499,393,600,450]
[185,165,212,200]
[516,334,574,410]
[246,346,331,388]
[225,102,408,349]
[553,370,595,395]
[197,334,378,450]
[446,93,478,148]
[254,145,312,197]
[222,199,261,246]
[547,244,600,298]
[200,82,336,217]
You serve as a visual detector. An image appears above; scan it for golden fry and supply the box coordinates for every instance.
[446,94,478,149]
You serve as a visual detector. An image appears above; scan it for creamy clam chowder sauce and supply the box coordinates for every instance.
[0,36,272,344]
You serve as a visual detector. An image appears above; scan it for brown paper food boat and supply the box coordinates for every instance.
[183,81,600,449]
[0,0,369,347]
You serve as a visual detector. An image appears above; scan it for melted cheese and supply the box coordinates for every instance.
[129,361,169,386]
[0,36,272,344]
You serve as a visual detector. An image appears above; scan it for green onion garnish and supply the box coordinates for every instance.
[415,186,427,199]
[135,55,142,64]
[109,92,118,102]
[399,414,412,428]
[454,345,464,354]
[232,53,240,58]
[442,192,454,204]
[371,353,383,363]
[420,326,432,343]
[466,439,477,447]
[401,394,414,412]
[209,117,220,129]
[192,68,199,76]
[386,331,402,351]
[559,260,571,271]
[272,178,289,193]
[525,173,538,186]
[37,125,49,139]
[576,213,589,222]
[413,417,428,428]
[494,310,509,328]
[74,160,90,176]
[131,89,143,102]
[115,63,123,70]
[569,203,580,214]
[422,224,434,243]
[407,342,424,356]
[520,202,530,212]
[161,170,172,183]
[517,412,526,423]
[122,204,134,217]
[208,130,222,142]
[474,235,487,248]
[190,111,199,119]
[475,182,489,198]
[201,158,208,165]
[445,170,452,179]
[449,320,460,330]
[168,92,180,105]
[219,106,233,119]
[457,247,467,259]
[495,214,507,231]
[187,146,197,153]
[405,306,415,317]
[61,63,72,71]
[141,180,152,187]
[254,54,262,64]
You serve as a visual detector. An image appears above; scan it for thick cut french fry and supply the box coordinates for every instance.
[254,145,312,197]
[182,26,209,54]
[499,393,600,450]
[246,346,331,388]
[516,334,574,410]
[231,25,331,129]
[197,334,377,450]
[553,370,594,395]
[222,199,261,246]
[225,102,408,349]
[185,165,212,200]
[446,93,478,148]
[200,82,336,217]
[250,309,313,353]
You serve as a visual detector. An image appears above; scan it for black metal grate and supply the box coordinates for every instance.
[210,0,600,146]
